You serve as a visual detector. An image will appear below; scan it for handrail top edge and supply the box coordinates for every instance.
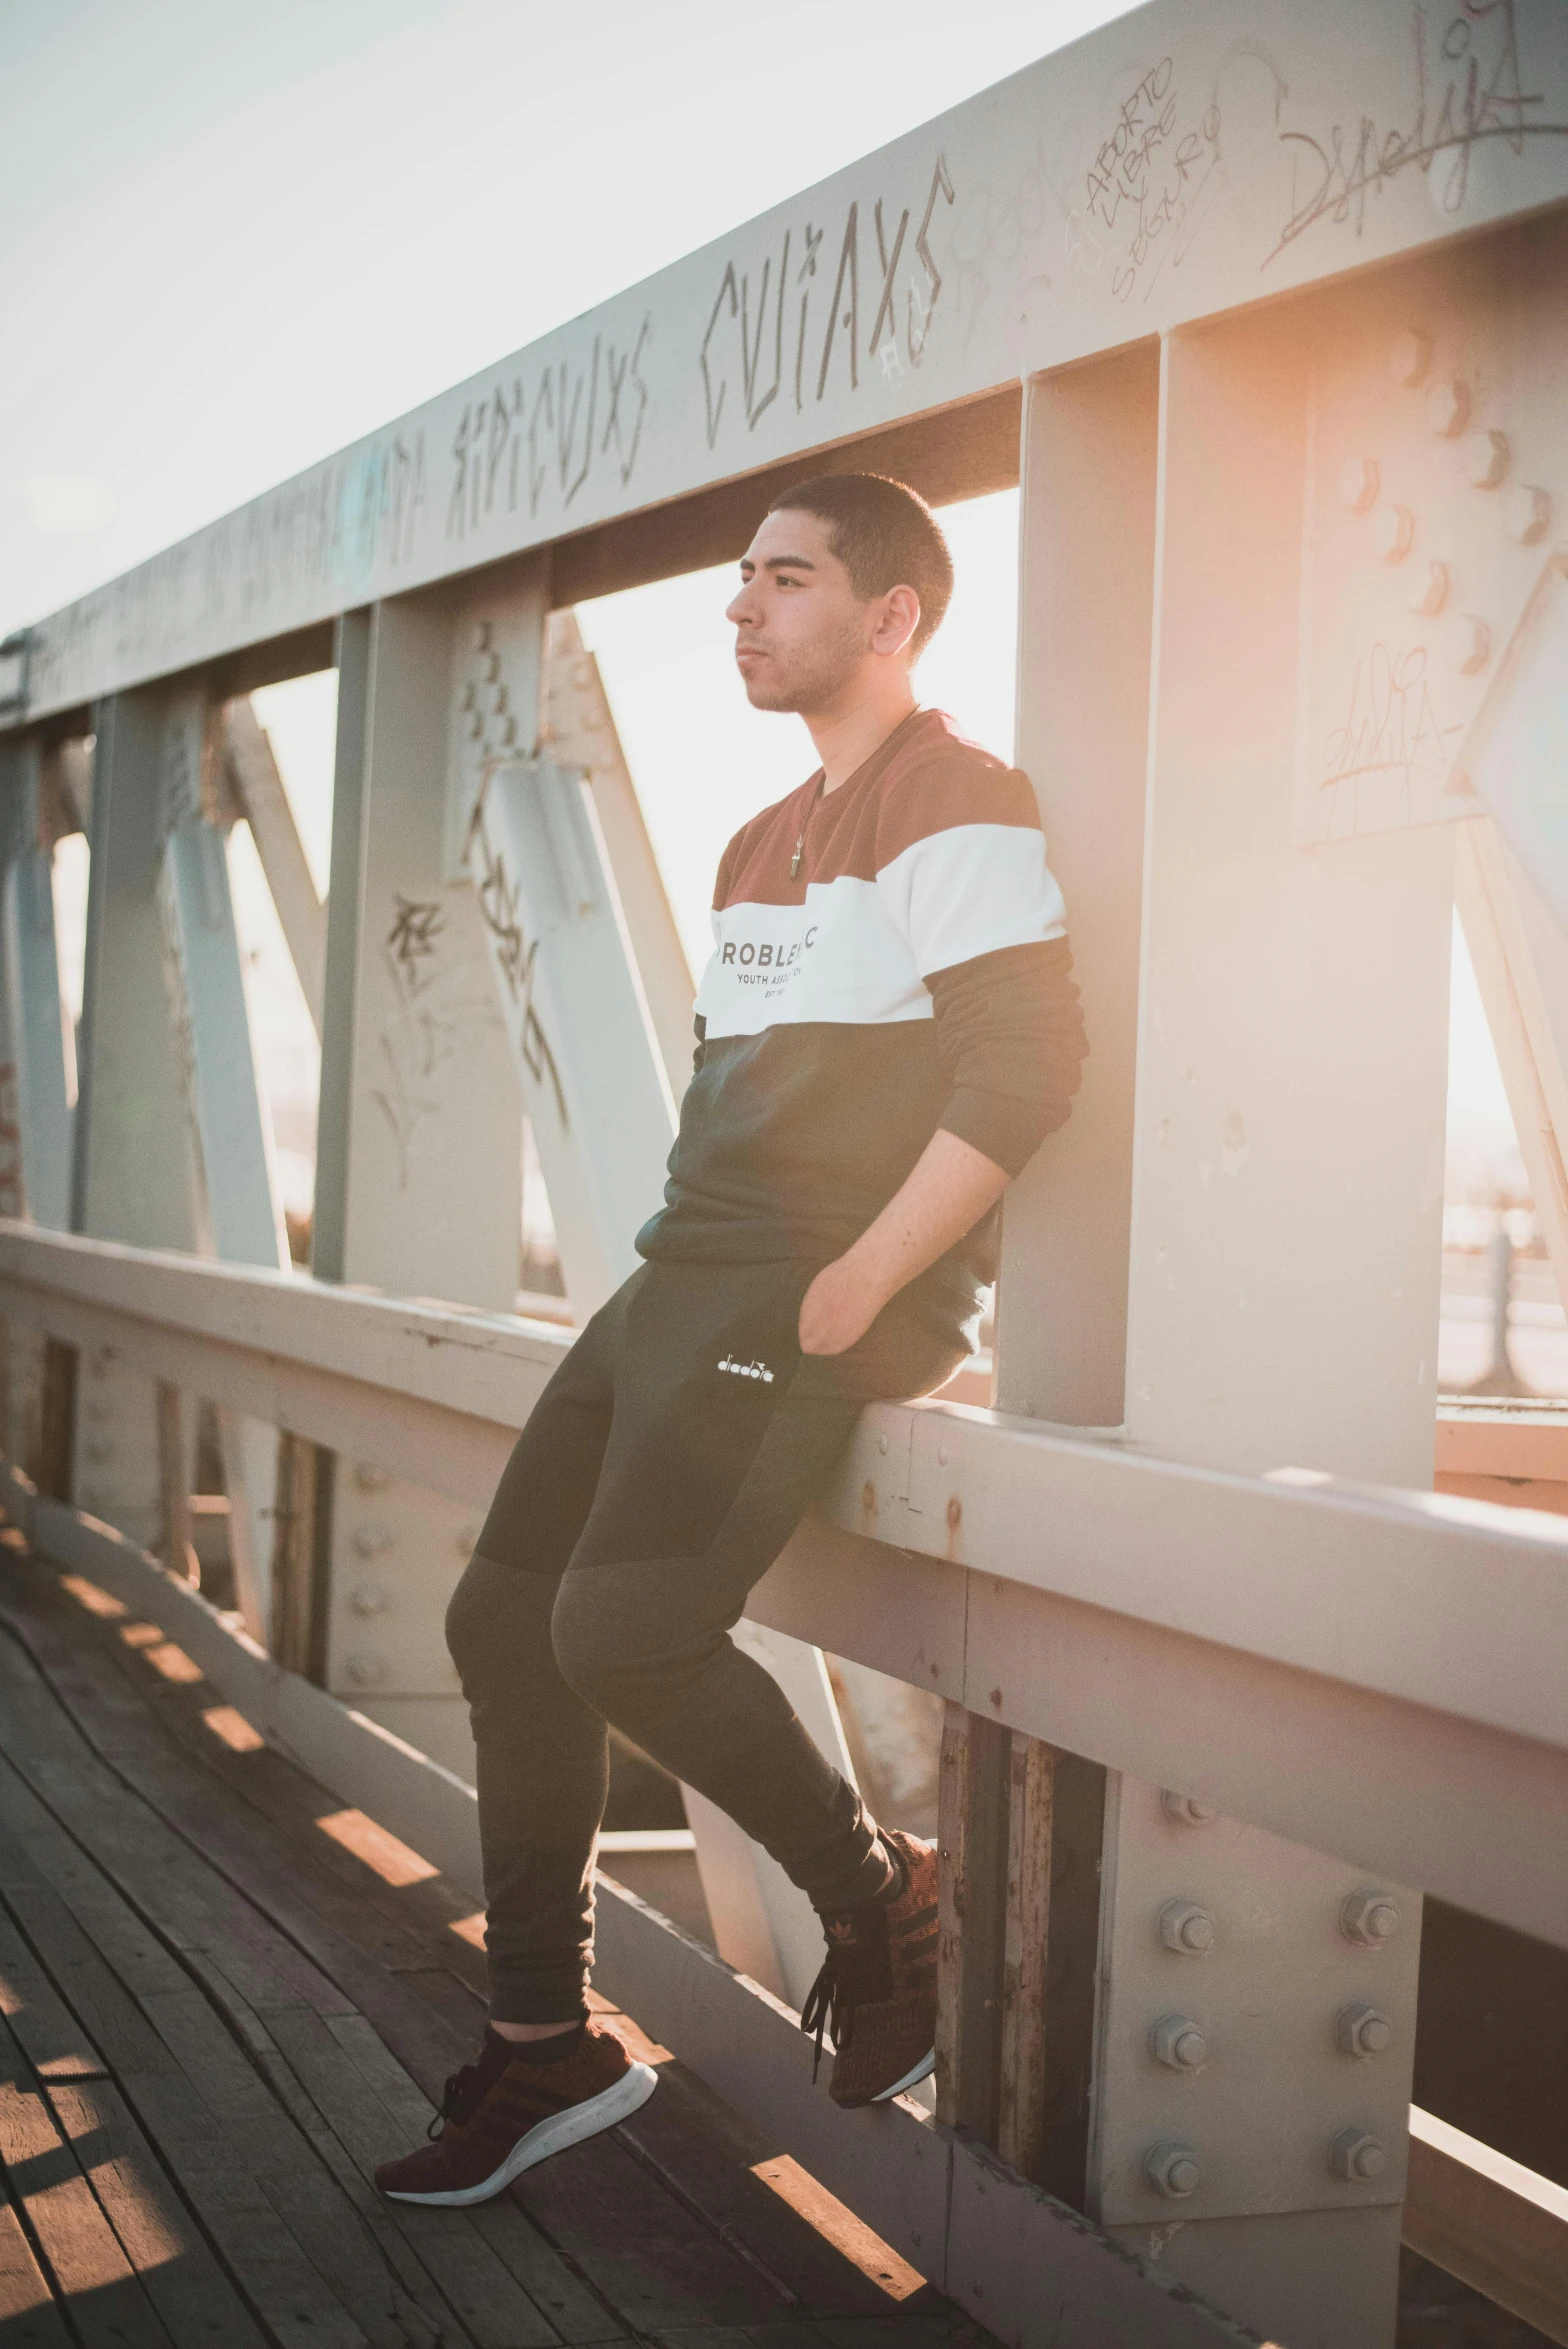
[7,1219,1568,1568]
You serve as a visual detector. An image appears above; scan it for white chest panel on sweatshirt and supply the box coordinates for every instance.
[696,825,1065,1042]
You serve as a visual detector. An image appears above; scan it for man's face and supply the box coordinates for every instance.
[727,509,893,714]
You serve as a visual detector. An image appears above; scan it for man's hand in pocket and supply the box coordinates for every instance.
[798,1255,889,1356]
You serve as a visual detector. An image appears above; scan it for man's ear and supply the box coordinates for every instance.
[871,584,921,659]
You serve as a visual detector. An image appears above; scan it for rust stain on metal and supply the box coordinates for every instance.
[989,1686,1003,1710]
[944,1493,962,1560]
[862,1480,877,1518]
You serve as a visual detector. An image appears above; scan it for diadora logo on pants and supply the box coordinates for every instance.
[718,1355,775,1383]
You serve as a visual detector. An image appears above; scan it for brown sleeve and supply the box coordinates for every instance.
[926,937,1088,1176]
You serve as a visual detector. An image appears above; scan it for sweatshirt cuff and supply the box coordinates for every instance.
[939,1089,1056,1180]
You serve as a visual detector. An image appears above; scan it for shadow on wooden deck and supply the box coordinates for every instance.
[0,1531,994,2349]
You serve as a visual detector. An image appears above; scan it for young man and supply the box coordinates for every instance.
[376,474,1087,2208]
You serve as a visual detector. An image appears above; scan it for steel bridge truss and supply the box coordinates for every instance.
[2,4,1568,2343]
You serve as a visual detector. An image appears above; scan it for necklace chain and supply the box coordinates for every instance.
[786,713,919,880]
[788,778,825,882]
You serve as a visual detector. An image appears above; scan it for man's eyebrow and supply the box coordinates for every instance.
[763,553,817,572]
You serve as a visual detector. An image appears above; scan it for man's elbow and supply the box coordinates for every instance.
[1019,1030,1090,1161]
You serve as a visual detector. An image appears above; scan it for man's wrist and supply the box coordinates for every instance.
[832,1233,904,1310]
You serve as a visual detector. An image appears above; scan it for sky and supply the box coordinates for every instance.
[0,0,1137,632]
[2,0,1525,1219]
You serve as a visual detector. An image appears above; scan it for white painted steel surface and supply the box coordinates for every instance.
[1087,1778,1420,2226]
[11,0,1568,725]
[222,697,327,1034]
[545,610,697,1101]
[322,596,523,1312]
[466,753,673,1314]
[1293,230,1568,858]
[997,349,1156,1429]
[303,592,527,1763]
[1126,314,1457,1485]
[158,817,287,1271]
[150,690,286,1639]
[0,1220,1563,1952]
[0,847,71,1234]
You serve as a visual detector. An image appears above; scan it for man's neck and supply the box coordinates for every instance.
[805,681,919,793]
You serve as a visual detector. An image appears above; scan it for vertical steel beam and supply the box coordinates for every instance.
[155,684,288,1635]
[0,733,72,1473]
[1082,304,1454,2348]
[69,681,285,1623]
[310,589,527,1774]
[74,690,201,1254]
[2,847,72,1236]
[70,689,205,1554]
[331,595,524,1307]
[997,342,1160,1428]
[1125,312,1453,1489]
[0,738,72,1235]
[995,303,1451,2340]
[157,706,287,1270]
[313,610,372,1288]
[982,349,1160,2202]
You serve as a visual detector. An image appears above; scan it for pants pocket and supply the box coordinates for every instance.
[827,1292,971,1404]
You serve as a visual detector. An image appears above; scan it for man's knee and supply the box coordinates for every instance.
[446,1551,549,1699]
[550,1576,677,1720]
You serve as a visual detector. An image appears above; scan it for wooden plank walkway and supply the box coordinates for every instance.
[0,1530,993,2349]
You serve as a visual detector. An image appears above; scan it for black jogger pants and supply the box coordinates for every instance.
[445,1257,967,2023]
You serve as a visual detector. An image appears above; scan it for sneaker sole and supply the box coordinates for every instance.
[866,2046,936,2105]
[383,2061,659,2205]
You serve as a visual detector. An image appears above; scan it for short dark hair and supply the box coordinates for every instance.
[767,473,954,655]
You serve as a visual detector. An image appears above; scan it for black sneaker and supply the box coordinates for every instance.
[801,1828,938,2108]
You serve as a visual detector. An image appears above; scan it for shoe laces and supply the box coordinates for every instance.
[799,1909,891,2082]
[800,1955,846,2084]
[428,2037,511,2139]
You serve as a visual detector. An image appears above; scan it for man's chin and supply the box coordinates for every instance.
[738,671,800,714]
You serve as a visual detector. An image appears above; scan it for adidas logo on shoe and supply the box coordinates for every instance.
[718,1356,775,1382]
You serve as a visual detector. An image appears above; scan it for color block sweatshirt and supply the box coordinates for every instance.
[636,708,1087,1320]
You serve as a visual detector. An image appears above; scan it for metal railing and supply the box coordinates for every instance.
[3,1218,1566,2346]
[2,1220,1562,1949]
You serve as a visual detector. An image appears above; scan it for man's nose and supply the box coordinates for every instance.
[727,585,757,625]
